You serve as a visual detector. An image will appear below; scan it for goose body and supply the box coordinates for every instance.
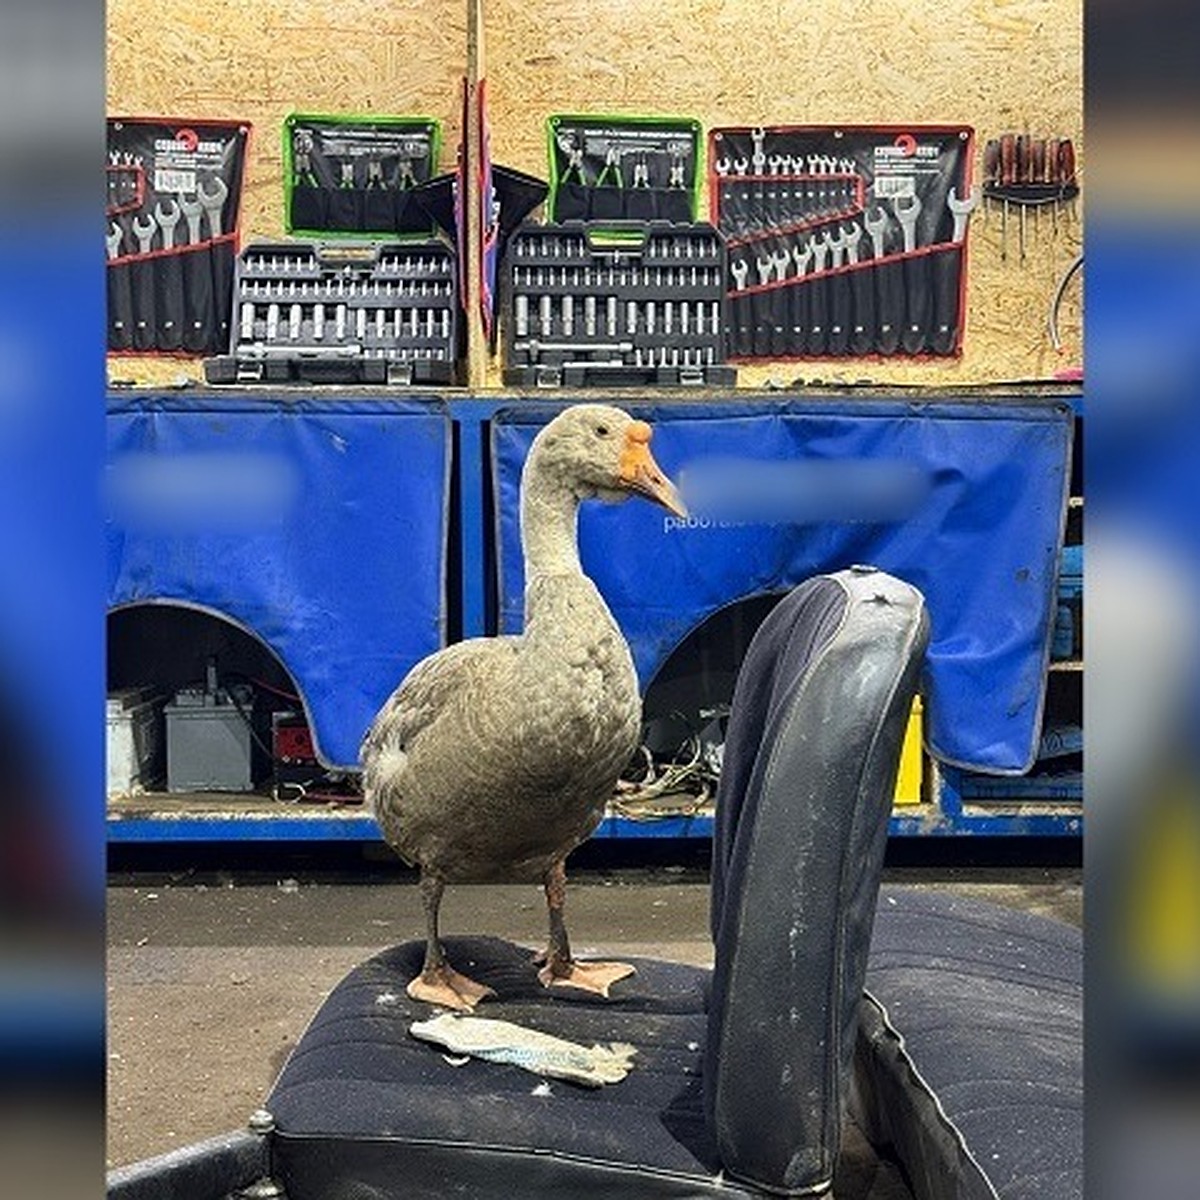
[361,405,685,1009]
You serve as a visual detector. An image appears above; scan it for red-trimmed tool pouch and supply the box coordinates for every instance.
[106,117,249,356]
[708,125,974,359]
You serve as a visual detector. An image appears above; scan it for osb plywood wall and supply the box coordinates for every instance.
[485,0,1083,388]
[106,0,465,387]
[107,0,1082,388]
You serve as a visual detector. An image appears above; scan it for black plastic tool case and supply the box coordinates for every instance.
[204,240,459,385]
[502,222,735,388]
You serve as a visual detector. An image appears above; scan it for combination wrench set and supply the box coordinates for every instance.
[106,117,249,355]
[283,113,441,237]
[204,240,459,385]
[708,125,976,358]
[546,115,701,225]
[502,223,735,388]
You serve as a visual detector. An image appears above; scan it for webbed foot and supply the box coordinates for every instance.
[407,965,495,1012]
[538,959,636,998]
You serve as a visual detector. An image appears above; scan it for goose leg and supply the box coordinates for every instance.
[407,871,495,1011]
[537,859,636,998]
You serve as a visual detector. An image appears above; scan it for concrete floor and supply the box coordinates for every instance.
[106,859,1081,1172]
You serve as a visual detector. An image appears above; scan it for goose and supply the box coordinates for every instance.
[361,404,686,1011]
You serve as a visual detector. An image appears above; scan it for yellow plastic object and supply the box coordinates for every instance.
[893,696,924,806]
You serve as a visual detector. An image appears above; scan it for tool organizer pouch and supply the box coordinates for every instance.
[709,125,975,359]
[547,115,702,225]
[106,117,249,356]
[204,239,459,386]
[284,114,441,237]
[502,221,735,388]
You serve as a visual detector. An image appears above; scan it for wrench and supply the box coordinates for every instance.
[198,176,228,238]
[750,127,766,175]
[892,193,922,253]
[947,185,981,243]
[864,207,888,259]
[732,157,749,176]
[714,157,731,176]
[154,199,181,249]
[106,221,134,349]
[178,193,204,244]
[768,153,789,176]
[772,248,792,282]
[843,223,863,265]
[756,255,774,286]
[792,242,812,277]
[730,258,749,290]
[825,227,847,270]
[131,213,156,254]
[810,234,829,273]
[106,222,124,260]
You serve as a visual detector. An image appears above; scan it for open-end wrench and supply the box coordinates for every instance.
[128,215,157,348]
[750,127,767,176]
[891,194,927,353]
[756,255,775,286]
[106,222,133,349]
[806,235,829,354]
[947,185,980,243]
[178,193,204,244]
[729,258,751,357]
[769,248,793,354]
[752,255,774,354]
[788,242,812,355]
[843,223,863,264]
[177,193,212,351]
[892,193,921,253]
[825,227,847,270]
[864,207,889,260]
[930,187,980,355]
[154,199,181,249]
[846,222,876,356]
[131,214,156,254]
[824,230,851,354]
[198,176,229,238]
[152,200,184,349]
[810,234,829,273]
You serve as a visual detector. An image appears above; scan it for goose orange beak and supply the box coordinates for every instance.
[618,421,687,517]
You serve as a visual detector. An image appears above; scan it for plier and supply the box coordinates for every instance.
[596,145,623,188]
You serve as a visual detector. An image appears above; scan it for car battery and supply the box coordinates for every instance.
[164,683,259,792]
[107,687,166,796]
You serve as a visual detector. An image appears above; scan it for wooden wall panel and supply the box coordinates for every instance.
[106,0,465,386]
[484,0,1083,386]
[106,0,1082,387]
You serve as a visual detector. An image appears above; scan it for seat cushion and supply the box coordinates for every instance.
[861,889,1083,1200]
[267,935,912,1199]
[266,890,1081,1200]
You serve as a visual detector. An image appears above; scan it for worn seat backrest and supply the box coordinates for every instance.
[705,566,929,1195]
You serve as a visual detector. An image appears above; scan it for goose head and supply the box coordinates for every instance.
[527,404,687,516]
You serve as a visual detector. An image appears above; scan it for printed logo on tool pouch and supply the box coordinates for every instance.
[153,128,226,155]
[876,134,937,161]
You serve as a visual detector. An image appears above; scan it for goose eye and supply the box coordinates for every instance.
[595,424,609,438]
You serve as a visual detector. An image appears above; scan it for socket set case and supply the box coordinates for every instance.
[708,125,975,358]
[547,115,702,224]
[107,117,249,356]
[502,222,735,388]
[284,113,441,237]
[204,239,459,386]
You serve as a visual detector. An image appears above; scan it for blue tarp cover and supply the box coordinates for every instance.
[492,399,1073,774]
[106,395,450,769]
